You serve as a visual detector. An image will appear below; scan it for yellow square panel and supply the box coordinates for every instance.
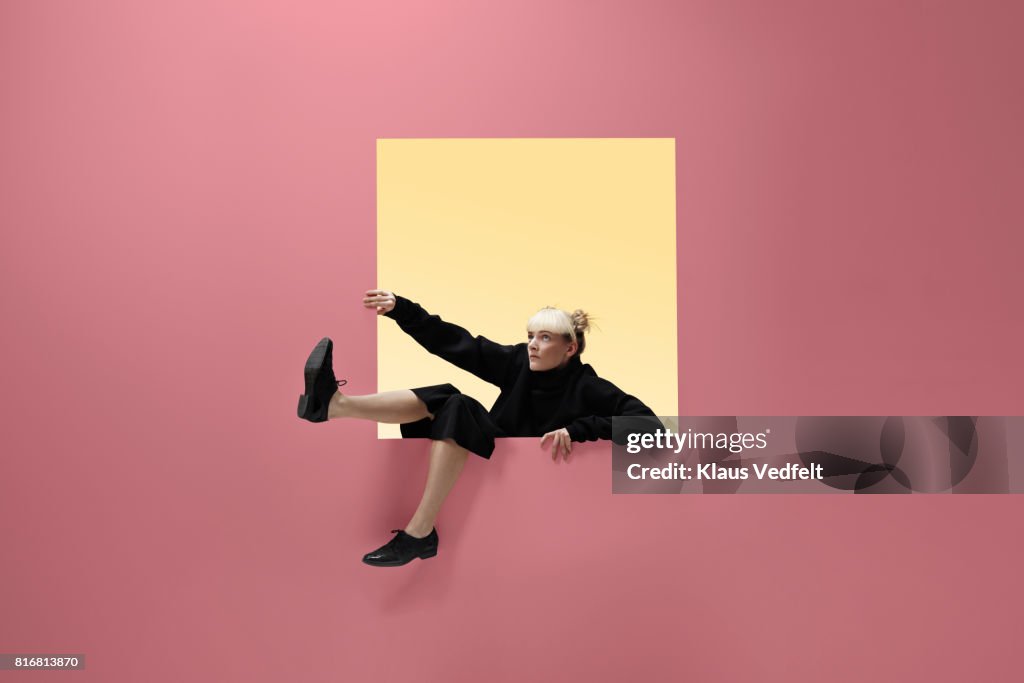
[377,138,677,439]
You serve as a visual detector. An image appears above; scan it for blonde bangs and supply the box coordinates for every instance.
[527,307,574,340]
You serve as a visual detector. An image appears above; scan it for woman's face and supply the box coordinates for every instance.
[527,329,577,371]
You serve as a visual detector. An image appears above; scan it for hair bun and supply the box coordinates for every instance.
[570,309,590,335]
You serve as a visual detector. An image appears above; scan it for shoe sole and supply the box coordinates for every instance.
[297,337,332,420]
[362,549,438,567]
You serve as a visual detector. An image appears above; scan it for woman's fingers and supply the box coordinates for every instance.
[552,433,565,461]
[541,430,572,461]
[541,432,557,460]
[363,290,395,313]
[558,431,571,461]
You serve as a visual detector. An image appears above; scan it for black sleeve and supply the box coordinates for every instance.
[564,379,661,443]
[383,295,520,387]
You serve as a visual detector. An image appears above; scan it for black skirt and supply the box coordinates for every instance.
[400,384,508,459]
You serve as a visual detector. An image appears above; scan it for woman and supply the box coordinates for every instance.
[297,289,658,567]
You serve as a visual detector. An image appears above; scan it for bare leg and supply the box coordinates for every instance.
[328,389,433,423]
[404,438,469,538]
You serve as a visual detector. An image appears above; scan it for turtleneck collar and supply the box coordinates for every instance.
[529,354,583,389]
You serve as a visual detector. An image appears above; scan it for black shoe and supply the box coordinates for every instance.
[297,337,347,423]
[362,528,439,567]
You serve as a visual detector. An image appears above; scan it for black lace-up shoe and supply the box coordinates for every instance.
[362,528,439,567]
[297,337,347,423]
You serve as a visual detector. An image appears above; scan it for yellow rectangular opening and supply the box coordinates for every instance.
[377,138,678,439]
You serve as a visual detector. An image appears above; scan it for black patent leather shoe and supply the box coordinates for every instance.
[297,337,347,423]
[362,528,439,567]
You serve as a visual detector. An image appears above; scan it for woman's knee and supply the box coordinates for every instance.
[441,393,476,411]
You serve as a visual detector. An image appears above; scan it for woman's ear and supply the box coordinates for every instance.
[566,341,578,358]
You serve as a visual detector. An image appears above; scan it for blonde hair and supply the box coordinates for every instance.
[527,306,592,355]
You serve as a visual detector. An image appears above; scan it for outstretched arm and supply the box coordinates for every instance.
[366,289,519,387]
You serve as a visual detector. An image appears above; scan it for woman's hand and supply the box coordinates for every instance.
[540,428,573,462]
[364,289,396,315]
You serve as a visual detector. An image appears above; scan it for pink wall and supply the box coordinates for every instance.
[2,1,1023,681]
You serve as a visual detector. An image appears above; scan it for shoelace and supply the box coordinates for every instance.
[389,529,430,545]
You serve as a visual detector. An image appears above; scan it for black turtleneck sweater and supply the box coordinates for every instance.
[384,295,658,442]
